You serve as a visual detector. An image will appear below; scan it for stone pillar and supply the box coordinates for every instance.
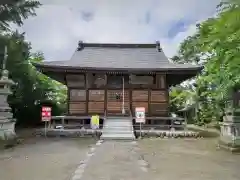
[219,108,240,152]
[0,69,16,141]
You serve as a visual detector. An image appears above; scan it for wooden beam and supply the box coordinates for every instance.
[64,73,70,115]
[104,74,107,115]
[85,73,89,115]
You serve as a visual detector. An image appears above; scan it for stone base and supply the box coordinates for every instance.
[35,128,200,139]
[218,139,240,153]
[0,120,16,141]
[135,130,199,138]
[35,128,102,138]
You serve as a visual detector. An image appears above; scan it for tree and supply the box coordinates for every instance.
[0,1,66,127]
[170,0,240,124]
[0,31,67,127]
[0,0,41,31]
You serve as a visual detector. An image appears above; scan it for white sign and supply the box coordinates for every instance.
[135,107,145,123]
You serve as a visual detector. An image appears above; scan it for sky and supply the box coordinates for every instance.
[16,0,221,61]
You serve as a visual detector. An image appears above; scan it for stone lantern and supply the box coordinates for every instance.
[219,91,240,152]
[0,46,16,141]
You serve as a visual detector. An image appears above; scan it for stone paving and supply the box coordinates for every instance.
[74,140,150,180]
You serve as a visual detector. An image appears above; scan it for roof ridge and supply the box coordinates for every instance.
[77,41,162,50]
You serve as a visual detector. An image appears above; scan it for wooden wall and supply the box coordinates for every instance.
[107,90,130,115]
[88,90,105,114]
[66,73,168,116]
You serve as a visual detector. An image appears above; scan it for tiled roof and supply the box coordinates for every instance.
[33,42,202,71]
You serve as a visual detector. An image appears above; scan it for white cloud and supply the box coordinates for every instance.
[161,23,199,57]
[16,0,220,60]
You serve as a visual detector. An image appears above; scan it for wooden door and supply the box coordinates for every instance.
[88,90,105,115]
[68,89,86,114]
[107,90,130,115]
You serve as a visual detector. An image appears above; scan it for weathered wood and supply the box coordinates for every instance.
[150,90,166,102]
[107,90,129,101]
[69,102,86,114]
[129,74,153,85]
[132,90,148,101]
[65,73,170,118]
[66,74,85,87]
[107,75,123,88]
[156,74,166,89]
[160,75,166,89]
[89,90,105,101]
[51,115,183,121]
[150,102,168,115]
[69,89,86,101]
[107,102,130,112]
[132,102,148,113]
[85,75,89,113]
[87,73,107,88]
[88,102,104,113]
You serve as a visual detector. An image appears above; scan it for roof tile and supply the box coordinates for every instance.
[35,43,202,71]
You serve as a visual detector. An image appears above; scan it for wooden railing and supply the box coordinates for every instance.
[49,114,186,131]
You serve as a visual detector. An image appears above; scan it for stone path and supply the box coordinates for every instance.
[72,140,150,180]
[71,138,240,180]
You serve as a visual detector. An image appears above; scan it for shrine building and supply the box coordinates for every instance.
[33,41,202,125]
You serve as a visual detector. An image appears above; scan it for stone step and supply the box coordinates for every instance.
[105,118,133,121]
[102,126,134,132]
[104,122,132,125]
[103,129,133,133]
[104,125,132,128]
[101,116,135,140]
[103,125,133,129]
[106,116,132,119]
[104,117,132,122]
[103,123,133,127]
[102,129,133,134]
[105,120,133,124]
[100,133,135,140]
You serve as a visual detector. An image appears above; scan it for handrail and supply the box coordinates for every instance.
[104,109,107,120]
[102,109,107,128]
[50,115,184,121]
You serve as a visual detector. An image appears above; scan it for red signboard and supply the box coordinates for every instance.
[41,106,51,121]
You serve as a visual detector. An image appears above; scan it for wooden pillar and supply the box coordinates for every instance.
[85,73,89,115]
[104,74,107,116]
[64,73,70,115]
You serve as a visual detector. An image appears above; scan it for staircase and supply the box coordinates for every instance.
[101,116,135,140]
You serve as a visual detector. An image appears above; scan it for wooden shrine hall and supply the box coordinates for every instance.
[33,41,202,125]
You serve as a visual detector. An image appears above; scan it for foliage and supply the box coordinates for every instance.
[0,0,67,127]
[170,0,240,124]
[0,0,41,31]
[0,31,67,127]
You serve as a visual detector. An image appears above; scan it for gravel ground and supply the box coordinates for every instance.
[1,131,240,180]
[138,138,240,180]
[0,137,95,180]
